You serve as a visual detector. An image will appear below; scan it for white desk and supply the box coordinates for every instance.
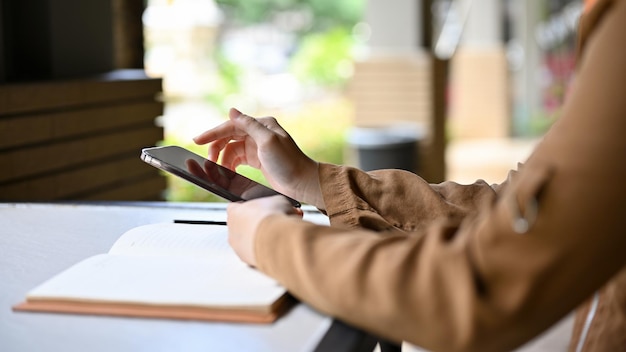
[0,202,376,352]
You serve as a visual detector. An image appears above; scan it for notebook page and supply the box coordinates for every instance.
[109,223,236,262]
[27,254,285,308]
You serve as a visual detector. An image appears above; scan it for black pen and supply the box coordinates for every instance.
[173,219,227,225]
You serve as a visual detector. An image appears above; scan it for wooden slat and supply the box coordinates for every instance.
[348,81,430,93]
[0,126,162,183]
[353,108,431,118]
[350,71,430,84]
[0,72,164,201]
[0,154,162,200]
[353,59,431,73]
[0,101,163,150]
[353,113,431,127]
[350,95,431,105]
[0,70,161,116]
[349,90,430,100]
[350,55,433,129]
[353,102,431,111]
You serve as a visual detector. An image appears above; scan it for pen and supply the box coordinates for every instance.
[173,219,227,225]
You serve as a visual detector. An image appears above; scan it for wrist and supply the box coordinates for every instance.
[297,161,325,209]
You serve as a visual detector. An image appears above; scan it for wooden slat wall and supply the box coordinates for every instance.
[346,53,434,176]
[348,54,432,130]
[0,70,166,201]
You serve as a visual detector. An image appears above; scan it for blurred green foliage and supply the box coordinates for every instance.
[207,0,364,102]
[527,111,559,137]
[274,98,352,166]
[205,49,244,115]
[215,0,364,30]
[290,27,354,87]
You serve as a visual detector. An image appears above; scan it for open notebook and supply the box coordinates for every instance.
[13,223,292,323]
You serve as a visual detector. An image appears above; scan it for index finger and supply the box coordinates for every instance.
[208,108,276,141]
[192,109,245,145]
[193,120,241,145]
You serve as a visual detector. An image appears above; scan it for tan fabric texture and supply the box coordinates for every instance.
[254,0,626,351]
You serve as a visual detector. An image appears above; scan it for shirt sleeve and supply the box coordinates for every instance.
[315,163,508,233]
[254,1,626,351]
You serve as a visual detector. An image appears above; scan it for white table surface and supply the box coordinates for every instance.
[0,202,336,352]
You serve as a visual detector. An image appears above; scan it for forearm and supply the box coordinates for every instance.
[254,214,518,352]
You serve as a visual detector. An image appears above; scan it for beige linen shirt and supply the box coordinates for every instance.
[254,0,626,351]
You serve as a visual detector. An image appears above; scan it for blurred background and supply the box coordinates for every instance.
[143,0,581,201]
[0,0,583,203]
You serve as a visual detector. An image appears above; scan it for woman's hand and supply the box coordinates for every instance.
[227,196,303,267]
[194,108,324,209]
